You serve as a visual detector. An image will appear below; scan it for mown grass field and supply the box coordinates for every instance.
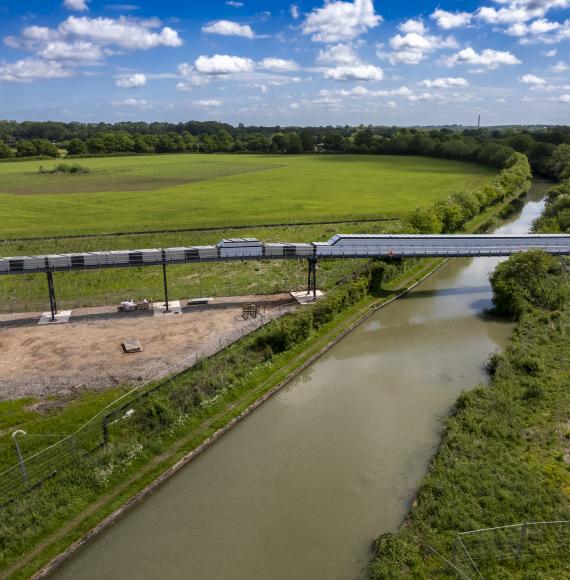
[0,154,494,239]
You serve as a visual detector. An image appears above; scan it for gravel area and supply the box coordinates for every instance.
[0,294,295,400]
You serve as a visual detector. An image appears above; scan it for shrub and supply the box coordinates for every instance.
[38,163,90,174]
[490,250,567,319]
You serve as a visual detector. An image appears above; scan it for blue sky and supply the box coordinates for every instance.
[0,0,569,125]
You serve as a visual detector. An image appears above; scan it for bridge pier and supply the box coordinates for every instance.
[46,270,58,322]
[161,250,170,313]
[307,257,317,299]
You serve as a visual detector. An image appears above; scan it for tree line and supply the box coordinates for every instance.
[0,120,568,177]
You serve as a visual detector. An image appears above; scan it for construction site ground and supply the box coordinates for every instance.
[0,294,295,400]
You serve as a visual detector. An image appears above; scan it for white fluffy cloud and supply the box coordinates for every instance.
[302,0,382,43]
[316,43,361,65]
[398,19,426,34]
[115,72,146,88]
[63,0,89,11]
[290,4,300,19]
[202,20,254,39]
[383,30,458,65]
[111,97,149,107]
[443,47,521,69]
[226,1,243,6]
[38,40,104,62]
[420,77,469,88]
[194,54,255,75]
[519,73,546,84]
[506,18,561,37]
[0,57,72,82]
[321,85,412,97]
[551,60,568,72]
[258,58,299,71]
[58,16,182,49]
[324,64,383,81]
[476,0,570,25]
[558,94,570,102]
[430,9,472,29]
[193,99,222,107]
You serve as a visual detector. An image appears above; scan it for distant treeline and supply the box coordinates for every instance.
[0,120,569,176]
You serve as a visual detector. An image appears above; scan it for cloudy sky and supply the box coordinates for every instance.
[0,0,569,125]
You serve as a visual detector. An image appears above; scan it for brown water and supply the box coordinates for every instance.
[53,184,548,580]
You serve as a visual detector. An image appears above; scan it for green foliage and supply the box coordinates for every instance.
[547,144,570,180]
[16,139,59,158]
[38,163,90,174]
[534,180,570,233]
[406,207,442,234]
[0,141,13,159]
[490,250,567,319]
[409,152,531,234]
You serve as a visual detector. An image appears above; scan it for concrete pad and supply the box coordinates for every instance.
[122,338,142,353]
[290,290,325,305]
[153,300,182,316]
[38,310,72,325]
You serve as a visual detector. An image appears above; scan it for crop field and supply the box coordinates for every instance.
[0,154,494,239]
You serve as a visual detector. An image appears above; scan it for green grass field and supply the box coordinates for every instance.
[0,154,494,239]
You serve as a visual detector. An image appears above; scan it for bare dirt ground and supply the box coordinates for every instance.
[0,294,295,400]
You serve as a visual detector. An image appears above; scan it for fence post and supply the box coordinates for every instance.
[519,523,528,561]
[102,416,110,446]
[452,536,459,564]
[12,430,29,488]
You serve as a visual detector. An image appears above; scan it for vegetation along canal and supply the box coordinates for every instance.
[52,181,549,580]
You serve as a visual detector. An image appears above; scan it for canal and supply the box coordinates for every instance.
[53,182,549,580]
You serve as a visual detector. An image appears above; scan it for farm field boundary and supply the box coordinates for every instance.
[0,217,399,244]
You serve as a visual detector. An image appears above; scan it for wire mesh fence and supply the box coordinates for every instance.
[0,302,291,507]
[428,521,570,578]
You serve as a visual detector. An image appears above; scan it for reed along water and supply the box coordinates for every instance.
[53,182,549,580]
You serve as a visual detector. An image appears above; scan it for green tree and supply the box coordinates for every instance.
[490,250,567,319]
[285,132,303,153]
[407,207,442,233]
[66,138,87,155]
[16,141,38,157]
[0,141,13,158]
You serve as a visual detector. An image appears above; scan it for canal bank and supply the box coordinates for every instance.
[45,182,549,580]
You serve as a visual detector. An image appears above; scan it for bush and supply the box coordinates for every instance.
[490,250,567,319]
[38,163,90,174]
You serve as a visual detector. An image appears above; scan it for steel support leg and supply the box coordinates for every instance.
[307,257,317,299]
[162,260,169,313]
[46,271,57,321]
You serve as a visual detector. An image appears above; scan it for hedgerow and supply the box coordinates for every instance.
[407,152,532,234]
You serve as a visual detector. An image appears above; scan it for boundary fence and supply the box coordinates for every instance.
[427,521,570,578]
[0,300,294,507]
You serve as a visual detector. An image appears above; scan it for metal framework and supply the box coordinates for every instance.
[2,234,569,317]
[307,257,317,298]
